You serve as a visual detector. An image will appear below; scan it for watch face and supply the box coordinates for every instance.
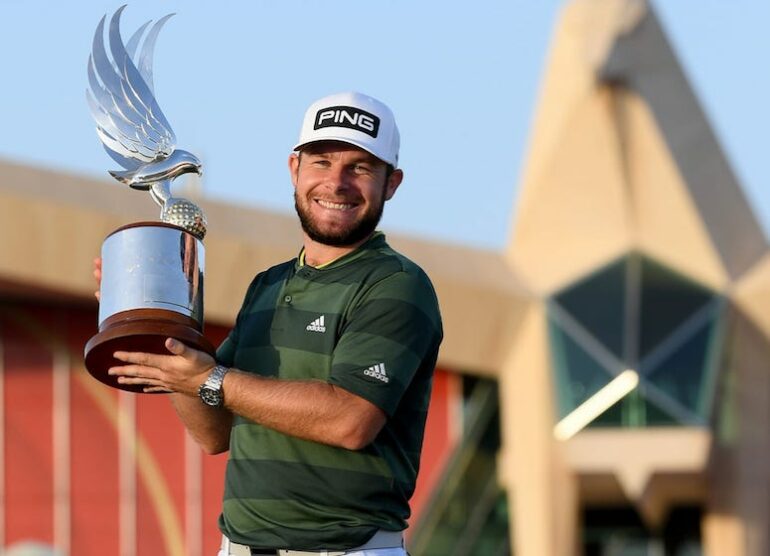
[200,386,222,407]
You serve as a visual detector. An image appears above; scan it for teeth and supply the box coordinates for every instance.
[317,200,354,210]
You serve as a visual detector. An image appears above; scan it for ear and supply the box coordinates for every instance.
[288,153,300,187]
[384,169,403,201]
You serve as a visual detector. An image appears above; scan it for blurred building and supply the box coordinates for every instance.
[0,0,768,555]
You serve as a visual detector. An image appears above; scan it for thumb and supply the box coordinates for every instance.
[165,337,187,356]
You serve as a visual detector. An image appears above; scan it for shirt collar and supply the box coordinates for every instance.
[296,232,386,270]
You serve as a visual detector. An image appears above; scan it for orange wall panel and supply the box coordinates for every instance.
[410,368,460,524]
[202,452,228,554]
[3,323,55,546]
[135,394,188,556]
[69,377,121,556]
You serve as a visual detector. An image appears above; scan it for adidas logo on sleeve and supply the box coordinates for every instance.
[306,315,326,333]
[363,363,389,383]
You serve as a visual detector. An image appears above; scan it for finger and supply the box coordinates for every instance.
[143,386,174,394]
[164,337,188,356]
[108,364,161,380]
[109,365,165,387]
[93,259,102,301]
[113,350,171,368]
[116,375,164,387]
[165,338,214,368]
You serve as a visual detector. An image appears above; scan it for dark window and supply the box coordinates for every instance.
[639,258,713,358]
[548,252,723,429]
[555,257,626,358]
[549,314,618,419]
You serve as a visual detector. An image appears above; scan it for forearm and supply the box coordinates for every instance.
[222,369,385,450]
[170,393,233,454]
[107,339,384,450]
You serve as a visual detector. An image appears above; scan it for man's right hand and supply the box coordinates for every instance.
[93,257,102,301]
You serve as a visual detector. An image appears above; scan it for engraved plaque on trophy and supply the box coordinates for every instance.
[83,6,214,392]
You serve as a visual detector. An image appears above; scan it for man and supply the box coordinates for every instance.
[107,92,443,556]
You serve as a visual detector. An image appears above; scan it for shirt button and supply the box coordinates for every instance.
[284,295,292,303]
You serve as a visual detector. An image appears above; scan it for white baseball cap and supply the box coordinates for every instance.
[293,91,400,167]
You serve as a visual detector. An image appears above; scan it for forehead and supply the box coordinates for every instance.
[299,141,382,164]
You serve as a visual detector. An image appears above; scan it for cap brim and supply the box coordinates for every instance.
[293,137,395,167]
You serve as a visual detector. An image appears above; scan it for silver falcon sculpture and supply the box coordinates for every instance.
[87,5,206,239]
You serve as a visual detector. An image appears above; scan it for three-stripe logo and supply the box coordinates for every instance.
[306,315,326,333]
[364,363,389,383]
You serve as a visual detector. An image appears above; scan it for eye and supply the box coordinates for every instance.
[310,158,331,168]
[352,163,373,175]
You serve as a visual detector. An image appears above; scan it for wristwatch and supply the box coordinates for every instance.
[198,365,229,407]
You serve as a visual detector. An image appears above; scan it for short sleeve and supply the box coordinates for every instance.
[215,329,238,368]
[328,269,442,416]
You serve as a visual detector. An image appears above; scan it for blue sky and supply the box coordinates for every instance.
[0,1,767,249]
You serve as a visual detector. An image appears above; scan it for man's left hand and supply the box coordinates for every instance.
[109,338,216,395]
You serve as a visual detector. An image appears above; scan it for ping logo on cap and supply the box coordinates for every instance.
[314,105,380,138]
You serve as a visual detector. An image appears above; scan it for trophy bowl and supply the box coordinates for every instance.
[84,222,215,392]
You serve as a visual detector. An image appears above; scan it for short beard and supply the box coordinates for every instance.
[294,191,385,247]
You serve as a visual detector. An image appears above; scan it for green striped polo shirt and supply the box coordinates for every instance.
[215,232,443,551]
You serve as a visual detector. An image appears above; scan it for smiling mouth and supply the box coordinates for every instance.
[316,199,357,211]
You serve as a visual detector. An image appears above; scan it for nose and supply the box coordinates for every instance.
[324,163,352,192]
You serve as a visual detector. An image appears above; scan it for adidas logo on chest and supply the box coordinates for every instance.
[306,315,327,333]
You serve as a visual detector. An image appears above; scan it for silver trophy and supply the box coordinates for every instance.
[84,6,214,392]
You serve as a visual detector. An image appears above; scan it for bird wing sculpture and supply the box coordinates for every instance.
[87,5,178,179]
[87,5,206,239]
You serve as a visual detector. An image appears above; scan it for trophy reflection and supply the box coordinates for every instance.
[84,6,214,392]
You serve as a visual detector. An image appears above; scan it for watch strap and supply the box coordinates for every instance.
[205,364,229,390]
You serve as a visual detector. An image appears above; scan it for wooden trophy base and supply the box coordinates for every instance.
[84,309,215,393]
